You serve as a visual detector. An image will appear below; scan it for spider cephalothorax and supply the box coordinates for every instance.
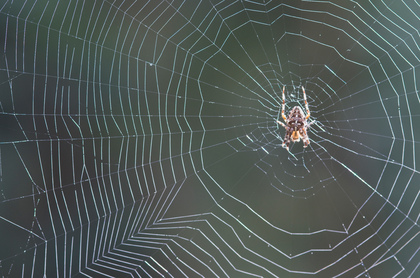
[276,86,313,151]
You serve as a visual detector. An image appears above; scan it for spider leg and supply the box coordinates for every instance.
[276,120,286,128]
[282,127,291,151]
[307,120,316,128]
[300,129,310,148]
[281,86,287,122]
[302,86,310,120]
[282,139,290,151]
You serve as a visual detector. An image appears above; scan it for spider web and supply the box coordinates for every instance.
[0,0,419,277]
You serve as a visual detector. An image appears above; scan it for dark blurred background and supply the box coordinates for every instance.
[0,1,419,277]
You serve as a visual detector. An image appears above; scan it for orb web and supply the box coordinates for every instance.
[0,1,419,277]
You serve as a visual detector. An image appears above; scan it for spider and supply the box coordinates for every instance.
[276,86,313,151]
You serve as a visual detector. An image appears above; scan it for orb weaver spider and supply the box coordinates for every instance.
[276,86,314,151]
